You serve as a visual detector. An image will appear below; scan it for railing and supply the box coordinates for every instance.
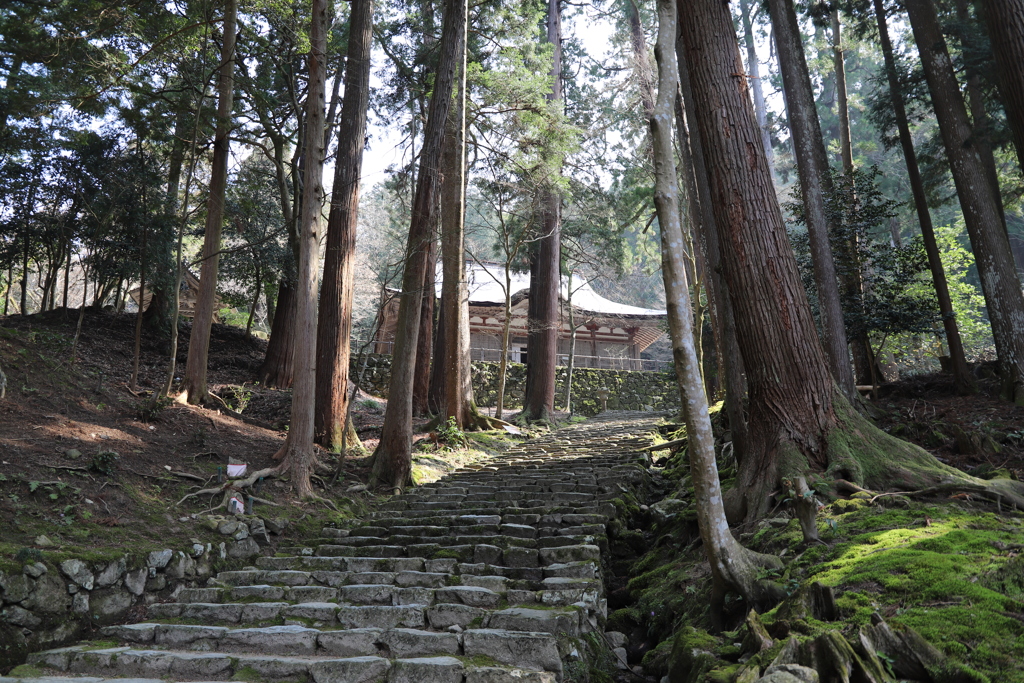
[353,340,672,372]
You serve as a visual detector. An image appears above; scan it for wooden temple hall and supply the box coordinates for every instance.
[374,261,668,371]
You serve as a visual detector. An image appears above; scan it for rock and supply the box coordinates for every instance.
[233,523,250,541]
[769,637,801,668]
[164,552,196,580]
[859,615,945,681]
[1,604,41,628]
[218,520,240,536]
[762,664,818,683]
[809,630,889,683]
[96,557,126,587]
[72,592,90,615]
[0,572,32,603]
[0,620,29,671]
[65,448,82,459]
[34,535,55,547]
[741,609,773,654]
[22,571,71,613]
[23,562,47,578]
[651,499,684,528]
[613,647,629,669]
[228,538,261,559]
[146,575,167,591]
[147,549,173,568]
[124,568,148,596]
[605,631,628,648]
[249,518,271,545]
[59,559,95,590]
[192,543,206,557]
[756,673,807,683]
[264,517,287,535]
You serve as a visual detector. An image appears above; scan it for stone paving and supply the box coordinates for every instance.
[6,411,665,683]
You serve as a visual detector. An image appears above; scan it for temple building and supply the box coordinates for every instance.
[374,261,668,371]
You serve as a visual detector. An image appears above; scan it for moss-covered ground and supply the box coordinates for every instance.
[616,410,1024,682]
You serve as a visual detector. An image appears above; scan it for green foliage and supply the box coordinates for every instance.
[91,450,120,475]
[885,223,994,370]
[435,416,468,450]
[786,167,937,354]
[137,394,172,422]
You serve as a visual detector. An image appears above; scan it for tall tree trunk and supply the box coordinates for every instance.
[4,264,13,315]
[522,0,563,424]
[146,101,188,333]
[903,0,1024,403]
[272,0,329,499]
[412,240,437,416]
[62,244,70,310]
[563,276,576,411]
[872,0,975,394]
[131,226,147,391]
[766,0,858,402]
[259,130,303,388]
[832,10,854,175]
[182,0,237,404]
[679,0,1021,527]
[653,0,783,619]
[428,291,447,415]
[314,0,373,450]
[676,46,749,464]
[246,268,261,338]
[831,8,875,386]
[494,270,514,419]
[371,0,465,490]
[439,26,472,428]
[682,0,858,520]
[259,278,296,387]
[739,0,773,168]
[980,0,1024,175]
[953,0,1006,231]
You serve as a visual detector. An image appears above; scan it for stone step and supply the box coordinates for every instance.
[0,665,557,683]
[312,540,604,564]
[29,641,561,681]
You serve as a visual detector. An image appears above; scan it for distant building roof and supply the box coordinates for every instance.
[446,261,667,319]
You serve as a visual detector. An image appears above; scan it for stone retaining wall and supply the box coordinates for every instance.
[0,514,285,669]
[353,354,680,416]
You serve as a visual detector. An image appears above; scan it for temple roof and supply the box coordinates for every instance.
[445,261,667,320]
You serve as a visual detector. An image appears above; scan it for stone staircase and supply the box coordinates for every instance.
[7,412,664,683]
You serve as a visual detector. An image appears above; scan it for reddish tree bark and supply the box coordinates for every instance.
[314,0,373,449]
[271,0,329,498]
[372,0,465,489]
[522,0,562,424]
[412,240,437,417]
[259,278,296,388]
[766,0,857,402]
[182,0,237,404]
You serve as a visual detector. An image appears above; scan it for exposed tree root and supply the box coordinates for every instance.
[870,482,1024,511]
[736,387,1024,522]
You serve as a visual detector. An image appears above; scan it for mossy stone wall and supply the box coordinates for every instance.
[353,354,680,416]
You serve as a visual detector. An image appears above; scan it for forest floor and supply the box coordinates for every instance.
[2,309,1024,679]
[0,309,523,573]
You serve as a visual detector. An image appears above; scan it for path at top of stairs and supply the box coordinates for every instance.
[8,411,666,683]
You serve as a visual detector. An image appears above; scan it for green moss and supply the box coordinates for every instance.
[8,664,45,677]
[640,638,674,678]
[459,654,503,668]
